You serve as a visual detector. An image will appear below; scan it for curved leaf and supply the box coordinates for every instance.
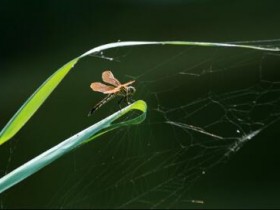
[0,58,79,145]
[0,100,147,194]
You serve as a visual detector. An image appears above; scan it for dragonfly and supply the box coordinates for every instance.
[88,70,136,116]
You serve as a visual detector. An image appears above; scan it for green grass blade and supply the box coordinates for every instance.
[161,41,280,51]
[80,41,280,58]
[0,100,146,194]
[0,58,79,145]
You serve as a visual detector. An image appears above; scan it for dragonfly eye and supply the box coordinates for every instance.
[128,86,136,95]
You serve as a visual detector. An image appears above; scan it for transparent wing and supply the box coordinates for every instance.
[104,88,120,94]
[122,80,135,87]
[90,82,115,94]
[102,70,121,87]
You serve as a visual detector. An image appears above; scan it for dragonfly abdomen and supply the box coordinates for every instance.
[88,94,116,116]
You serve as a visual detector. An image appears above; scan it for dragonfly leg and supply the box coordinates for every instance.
[118,97,124,109]
[129,95,135,103]
[125,95,131,105]
[126,93,135,104]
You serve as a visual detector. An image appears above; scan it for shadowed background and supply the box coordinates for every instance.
[1,0,280,208]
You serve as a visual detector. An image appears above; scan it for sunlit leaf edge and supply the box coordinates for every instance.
[0,100,146,194]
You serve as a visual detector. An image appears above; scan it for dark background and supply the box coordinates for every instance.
[1,0,280,208]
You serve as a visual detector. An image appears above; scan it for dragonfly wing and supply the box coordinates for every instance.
[122,80,135,87]
[104,88,120,94]
[90,82,115,93]
[102,70,121,87]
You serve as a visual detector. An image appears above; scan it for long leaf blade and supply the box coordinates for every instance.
[0,58,79,145]
[0,100,146,194]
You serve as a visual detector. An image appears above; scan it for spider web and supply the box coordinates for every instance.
[3,40,280,208]
[47,41,280,208]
